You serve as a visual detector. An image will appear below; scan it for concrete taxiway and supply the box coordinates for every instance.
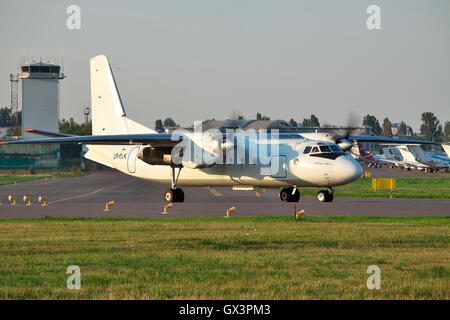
[0,170,448,218]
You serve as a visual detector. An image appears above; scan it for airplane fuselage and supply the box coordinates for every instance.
[86,138,363,188]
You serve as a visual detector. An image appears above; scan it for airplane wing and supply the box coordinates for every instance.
[0,133,182,147]
[347,135,436,145]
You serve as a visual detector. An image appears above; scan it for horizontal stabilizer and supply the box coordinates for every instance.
[25,129,76,138]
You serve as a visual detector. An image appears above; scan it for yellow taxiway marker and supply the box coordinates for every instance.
[23,195,31,206]
[295,210,306,220]
[294,204,306,220]
[162,203,173,215]
[255,188,266,197]
[38,196,48,207]
[103,201,115,212]
[225,206,236,218]
[8,195,16,206]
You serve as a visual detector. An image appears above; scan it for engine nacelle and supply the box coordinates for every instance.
[138,147,172,165]
[338,139,353,151]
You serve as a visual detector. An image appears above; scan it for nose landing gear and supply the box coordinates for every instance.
[280,187,300,202]
[317,188,334,202]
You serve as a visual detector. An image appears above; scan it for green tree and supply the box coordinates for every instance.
[256,113,270,120]
[302,114,320,127]
[420,112,442,142]
[163,118,177,128]
[59,118,91,135]
[362,114,382,136]
[0,107,10,126]
[381,117,392,137]
[289,118,297,127]
[59,118,92,163]
[155,119,163,131]
[0,107,22,127]
[6,125,21,136]
[444,121,450,142]
[398,121,407,136]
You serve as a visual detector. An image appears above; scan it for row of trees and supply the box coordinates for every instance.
[153,112,449,142]
[0,107,22,136]
[154,118,179,131]
[256,113,320,127]
[362,112,449,142]
[59,118,92,163]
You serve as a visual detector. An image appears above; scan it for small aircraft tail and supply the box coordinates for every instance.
[353,143,375,160]
[442,144,450,158]
[395,146,417,162]
[90,55,155,135]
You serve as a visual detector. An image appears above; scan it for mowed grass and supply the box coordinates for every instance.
[0,172,86,185]
[0,216,448,299]
[300,178,450,198]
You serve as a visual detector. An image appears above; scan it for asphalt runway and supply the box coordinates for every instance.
[0,169,449,218]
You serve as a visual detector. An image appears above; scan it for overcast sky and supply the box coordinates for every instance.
[0,0,449,131]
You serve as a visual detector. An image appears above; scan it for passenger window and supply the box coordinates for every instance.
[319,146,331,153]
[303,146,312,154]
[311,147,319,153]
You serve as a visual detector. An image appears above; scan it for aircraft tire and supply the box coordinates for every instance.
[164,188,185,202]
[291,189,300,202]
[280,187,300,202]
[317,190,333,202]
[174,188,185,202]
[317,190,327,202]
[164,189,174,202]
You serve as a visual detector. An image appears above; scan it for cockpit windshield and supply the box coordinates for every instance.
[330,145,341,152]
[303,143,344,160]
[319,146,331,153]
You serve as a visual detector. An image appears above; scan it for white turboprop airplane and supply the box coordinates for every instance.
[0,55,436,203]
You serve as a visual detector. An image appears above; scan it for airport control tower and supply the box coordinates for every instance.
[18,60,65,139]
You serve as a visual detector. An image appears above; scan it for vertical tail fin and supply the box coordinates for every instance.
[395,146,417,162]
[442,144,450,158]
[90,55,155,135]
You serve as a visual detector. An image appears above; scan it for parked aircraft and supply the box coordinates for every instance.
[406,145,449,173]
[0,55,437,203]
[392,145,432,171]
[442,144,450,158]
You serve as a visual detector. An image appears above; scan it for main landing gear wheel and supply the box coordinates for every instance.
[164,188,184,203]
[317,190,334,202]
[280,187,300,202]
[164,166,185,202]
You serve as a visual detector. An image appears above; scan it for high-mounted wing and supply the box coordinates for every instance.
[347,135,436,145]
[0,133,182,147]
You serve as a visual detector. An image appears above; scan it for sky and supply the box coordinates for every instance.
[0,0,449,131]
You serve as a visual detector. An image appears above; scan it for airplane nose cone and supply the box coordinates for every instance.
[333,155,363,185]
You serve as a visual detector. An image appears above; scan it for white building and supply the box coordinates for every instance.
[18,61,64,139]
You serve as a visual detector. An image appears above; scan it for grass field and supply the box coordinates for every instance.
[301,177,450,199]
[0,172,86,185]
[0,216,448,299]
